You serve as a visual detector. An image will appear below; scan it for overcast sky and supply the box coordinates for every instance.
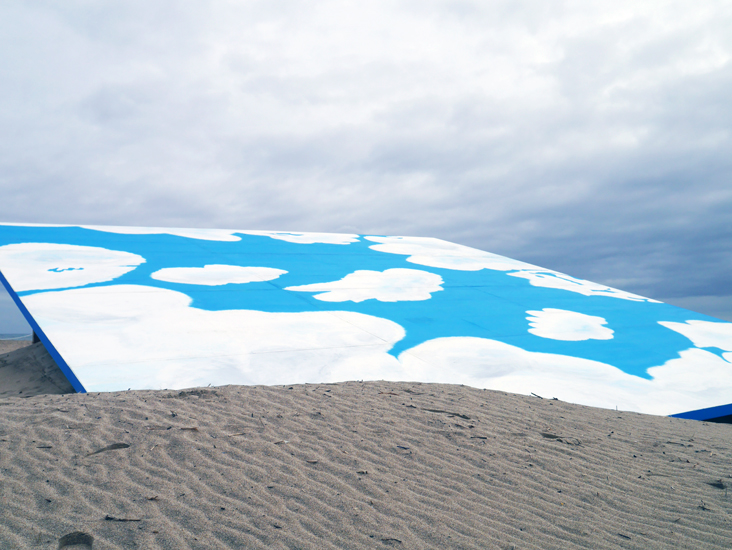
[1,0,731,334]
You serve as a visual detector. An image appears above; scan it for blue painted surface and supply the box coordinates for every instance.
[0,223,731,418]
[0,269,85,392]
[671,403,732,421]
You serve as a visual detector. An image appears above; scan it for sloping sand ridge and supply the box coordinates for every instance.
[0,376,731,548]
[0,342,75,398]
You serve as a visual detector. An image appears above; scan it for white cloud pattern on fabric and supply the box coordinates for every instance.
[659,320,732,351]
[151,265,287,286]
[285,268,444,302]
[82,226,361,245]
[21,285,406,392]
[399,338,732,417]
[3,225,730,417]
[241,231,360,245]
[365,236,536,271]
[509,271,658,302]
[0,223,71,228]
[367,235,659,302]
[0,243,144,291]
[526,308,614,341]
[82,225,246,242]
[19,283,729,415]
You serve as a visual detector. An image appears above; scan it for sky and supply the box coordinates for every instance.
[1,0,731,334]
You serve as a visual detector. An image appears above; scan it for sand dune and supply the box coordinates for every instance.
[0,342,75,398]
[0,361,731,548]
[0,339,32,356]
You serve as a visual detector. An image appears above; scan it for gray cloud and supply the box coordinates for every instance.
[1,0,731,331]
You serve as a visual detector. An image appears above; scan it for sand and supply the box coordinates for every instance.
[0,342,75,398]
[0,339,32,356]
[0,343,731,549]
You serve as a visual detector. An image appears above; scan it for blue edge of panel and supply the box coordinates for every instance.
[0,270,86,393]
[2,270,731,419]
[670,403,732,422]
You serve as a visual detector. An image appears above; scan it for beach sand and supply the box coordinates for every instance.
[0,339,33,356]
[0,343,731,549]
[0,342,76,398]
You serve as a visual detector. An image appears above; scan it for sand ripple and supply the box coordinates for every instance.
[0,382,731,548]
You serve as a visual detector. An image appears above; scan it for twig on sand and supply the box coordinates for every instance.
[85,443,130,457]
[421,408,470,420]
[104,515,142,522]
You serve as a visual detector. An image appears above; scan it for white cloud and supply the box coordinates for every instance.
[366,235,659,303]
[0,223,71,228]
[0,243,144,292]
[398,337,732,417]
[508,270,659,302]
[241,231,360,245]
[81,226,360,245]
[647,348,732,392]
[21,284,405,392]
[81,225,244,242]
[285,268,443,302]
[18,282,731,416]
[365,236,538,271]
[526,308,613,341]
[659,319,732,351]
[151,265,286,286]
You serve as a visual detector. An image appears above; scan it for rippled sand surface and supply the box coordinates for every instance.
[0,379,730,549]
